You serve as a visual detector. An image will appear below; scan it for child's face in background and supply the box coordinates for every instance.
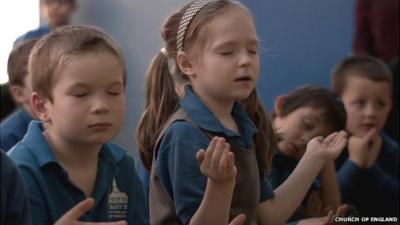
[274,107,331,159]
[341,76,391,137]
[43,52,125,146]
[44,0,75,27]
[188,6,259,102]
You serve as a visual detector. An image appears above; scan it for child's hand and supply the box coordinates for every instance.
[306,131,347,162]
[196,137,236,184]
[54,198,127,225]
[348,128,382,169]
[298,204,350,225]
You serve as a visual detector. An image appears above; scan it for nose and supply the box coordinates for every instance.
[238,50,251,67]
[91,96,110,114]
[364,102,377,118]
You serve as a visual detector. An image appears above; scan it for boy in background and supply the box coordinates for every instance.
[332,55,399,219]
[1,39,38,151]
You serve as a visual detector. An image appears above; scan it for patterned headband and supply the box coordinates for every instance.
[176,0,215,51]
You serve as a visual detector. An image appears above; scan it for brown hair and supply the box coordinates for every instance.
[272,85,347,134]
[331,55,393,96]
[136,0,277,176]
[29,24,126,102]
[7,39,39,86]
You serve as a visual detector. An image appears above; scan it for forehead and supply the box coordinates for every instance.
[343,76,391,98]
[203,6,257,47]
[287,107,332,134]
[56,52,124,85]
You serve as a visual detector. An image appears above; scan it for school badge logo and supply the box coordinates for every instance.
[108,178,128,220]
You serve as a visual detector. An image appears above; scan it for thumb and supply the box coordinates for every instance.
[363,128,377,142]
[56,198,95,223]
[229,214,246,225]
[196,149,206,164]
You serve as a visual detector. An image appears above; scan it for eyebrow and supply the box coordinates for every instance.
[213,39,259,49]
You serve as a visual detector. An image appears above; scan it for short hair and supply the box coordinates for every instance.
[29,25,126,102]
[331,55,393,96]
[273,85,347,133]
[7,39,39,86]
[43,0,76,5]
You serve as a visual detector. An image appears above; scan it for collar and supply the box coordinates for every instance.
[180,86,257,139]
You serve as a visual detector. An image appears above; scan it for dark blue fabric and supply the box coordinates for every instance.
[335,133,399,217]
[7,121,149,225]
[0,109,33,151]
[1,149,32,225]
[154,86,275,224]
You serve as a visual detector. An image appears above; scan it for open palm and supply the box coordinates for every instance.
[307,131,347,161]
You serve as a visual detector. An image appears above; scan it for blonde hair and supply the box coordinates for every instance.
[137,0,277,176]
[29,24,126,102]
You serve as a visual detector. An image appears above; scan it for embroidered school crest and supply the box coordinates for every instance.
[108,178,128,220]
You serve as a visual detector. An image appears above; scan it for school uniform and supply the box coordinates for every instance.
[336,133,399,218]
[0,108,33,151]
[150,86,275,225]
[7,121,149,225]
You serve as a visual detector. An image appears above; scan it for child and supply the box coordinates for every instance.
[14,0,77,45]
[8,25,149,225]
[331,55,399,218]
[269,85,349,224]
[136,1,347,225]
[1,39,38,151]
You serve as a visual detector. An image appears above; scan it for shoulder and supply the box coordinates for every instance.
[14,26,51,44]
[7,142,37,168]
[161,120,208,147]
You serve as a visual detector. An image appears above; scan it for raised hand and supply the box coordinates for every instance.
[306,131,348,162]
[348,128,382,168]
[54,198,127,225]
[196,137,236,184]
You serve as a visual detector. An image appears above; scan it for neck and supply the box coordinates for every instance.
[43,129,101,169]
[194,88,239,132]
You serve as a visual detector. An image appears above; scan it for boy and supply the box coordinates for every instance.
[1,39,38,151]
[8,25,149,225]
[331,55,399,219]
[14,0,77,45]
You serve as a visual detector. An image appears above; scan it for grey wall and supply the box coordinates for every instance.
[71,0,355,157]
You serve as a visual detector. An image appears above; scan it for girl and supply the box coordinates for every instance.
[270,85,350,225]
[137,1,347,225]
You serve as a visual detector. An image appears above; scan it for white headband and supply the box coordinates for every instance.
[176,0,214,51]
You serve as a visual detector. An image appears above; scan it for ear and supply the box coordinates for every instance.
[176,51,195,78]
[274,95,288,117]
[9,85,26,104]
[31,92,51,123]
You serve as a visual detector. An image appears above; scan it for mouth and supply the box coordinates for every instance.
[89,122,113,129]
[234,75,252,82]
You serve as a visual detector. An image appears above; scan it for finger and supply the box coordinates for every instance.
[204,137,218,168]
[57,198,95,222]
[218,145,230,174]
[228,214,246,225]
[210,138,226,172]
[324,210,334,224]
[335,204,349,217]
[196,149,206,164]
[323,131,338,144]
[363,128,377,144]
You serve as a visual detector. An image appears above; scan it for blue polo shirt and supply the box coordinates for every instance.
[7,121,149,225]
[0,108,33,151]
[155,86,275,224]
[14,25,51,46]
[1,150,32,225]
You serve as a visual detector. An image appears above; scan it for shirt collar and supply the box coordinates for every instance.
[180,86,257,139]
[22,121,126,168]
